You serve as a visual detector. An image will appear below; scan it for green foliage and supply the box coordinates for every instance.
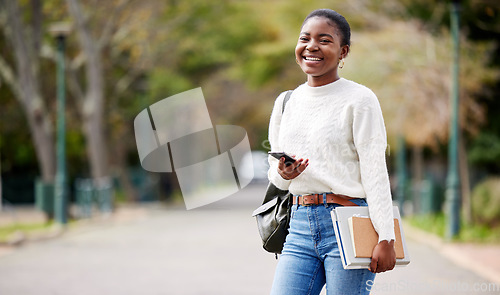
[0,221,54,244]
[241,46,293,87]
[148,68,194,99]
[162,0,271,81]
[0,125,38,174]
[406,213,447,238]
[407,212,500,243]
[397,0,500,40]
[397,0,448,28]
[469,132,500,169]
[458,222,500,243]
[471,177,500,227]
[0,83,37,173]
[66,130,84,155]
[66,129,87,176]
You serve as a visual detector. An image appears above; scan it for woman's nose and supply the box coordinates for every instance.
[306,41,319,51]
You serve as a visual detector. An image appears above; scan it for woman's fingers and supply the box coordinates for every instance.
[277,157,309,180]
[296,159,309,173]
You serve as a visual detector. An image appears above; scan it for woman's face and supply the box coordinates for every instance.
[295,16,349,87]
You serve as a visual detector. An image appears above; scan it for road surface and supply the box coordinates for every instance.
[0,184,498,294]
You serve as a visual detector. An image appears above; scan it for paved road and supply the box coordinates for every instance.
[0,184,498,295]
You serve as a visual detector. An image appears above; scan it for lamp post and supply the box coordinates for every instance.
[50,22,71,225]
[445,0,461,240]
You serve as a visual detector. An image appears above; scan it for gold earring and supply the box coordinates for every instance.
[296,59,300,65]
[338,58,344,69]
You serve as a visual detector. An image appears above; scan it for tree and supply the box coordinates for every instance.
[63,0,169,200]
[0,0,56,183]
[65,0,110,187]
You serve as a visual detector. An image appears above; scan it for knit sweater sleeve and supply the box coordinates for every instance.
[267,92,292,190]
[353,93,396,242]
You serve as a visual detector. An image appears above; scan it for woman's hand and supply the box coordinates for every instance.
[370,240,396,273]
[277,157,309,180]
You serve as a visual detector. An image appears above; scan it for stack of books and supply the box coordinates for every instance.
[331,206,410,269]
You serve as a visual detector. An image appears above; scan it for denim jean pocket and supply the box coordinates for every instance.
[290,205,298,219]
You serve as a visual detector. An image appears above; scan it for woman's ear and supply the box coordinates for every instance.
[341,45,350,59]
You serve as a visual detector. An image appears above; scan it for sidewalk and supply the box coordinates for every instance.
[0,205,47,226]
[1,203,499,286]
[403,221,500,285]
[0,203,151,247]
[0,204,151,227]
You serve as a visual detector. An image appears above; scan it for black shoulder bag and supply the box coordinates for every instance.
[252,90,293,255]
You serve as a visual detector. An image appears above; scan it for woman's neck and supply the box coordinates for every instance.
[307,72,340,87]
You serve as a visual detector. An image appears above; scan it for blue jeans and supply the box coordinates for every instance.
[270,198,375,295]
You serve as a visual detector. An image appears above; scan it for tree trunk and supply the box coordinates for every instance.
[113,131,139,202]
[82,109,108,182]
[26,105,56,182]
[2,0,55,183]
[67,0,109,184]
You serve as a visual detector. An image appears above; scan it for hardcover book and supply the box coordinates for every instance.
[331,206,410,269]
[348,216,404,259]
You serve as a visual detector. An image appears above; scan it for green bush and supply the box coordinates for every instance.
[471,177,500,227]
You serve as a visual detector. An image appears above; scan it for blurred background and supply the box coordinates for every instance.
[0,0,499,293]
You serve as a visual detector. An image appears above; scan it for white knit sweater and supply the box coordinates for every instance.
[268,78,395,242]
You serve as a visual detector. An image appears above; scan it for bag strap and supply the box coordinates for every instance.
[281,90,293,114]
[262,90,294,205]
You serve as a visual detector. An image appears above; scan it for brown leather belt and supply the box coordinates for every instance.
[293,193,359,207]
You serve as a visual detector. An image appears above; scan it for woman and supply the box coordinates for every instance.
[268,9,396,295]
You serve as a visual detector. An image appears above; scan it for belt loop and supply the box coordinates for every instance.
[295,195,301,207]
[323,193,327,206]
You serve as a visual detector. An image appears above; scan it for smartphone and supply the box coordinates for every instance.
[268,152,296,166]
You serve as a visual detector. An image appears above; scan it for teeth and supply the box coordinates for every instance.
[304,57,322,61]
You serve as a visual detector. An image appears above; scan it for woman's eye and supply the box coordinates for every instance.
[299,37,309,41]
[320,39,331,43]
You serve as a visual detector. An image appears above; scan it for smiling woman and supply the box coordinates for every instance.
[295,10,350,87]
[266,8,397,295]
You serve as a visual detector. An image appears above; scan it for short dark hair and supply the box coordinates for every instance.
[302,9,351,47]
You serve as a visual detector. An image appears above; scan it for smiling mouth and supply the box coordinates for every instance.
[303,56,323,61]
